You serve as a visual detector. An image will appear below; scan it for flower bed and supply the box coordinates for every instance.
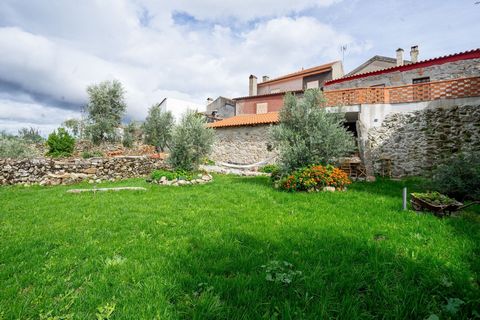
[276,164,351,192]
[148,169,213,186]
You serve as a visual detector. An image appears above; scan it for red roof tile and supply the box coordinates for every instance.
[207,112,279,128]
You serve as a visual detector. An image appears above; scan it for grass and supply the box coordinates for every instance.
[0,175,479,319]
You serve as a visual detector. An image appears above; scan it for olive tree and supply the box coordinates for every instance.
[168,111,215,171]
[270,89,355,173]
[143,103,174,152]
[85,80,127,144]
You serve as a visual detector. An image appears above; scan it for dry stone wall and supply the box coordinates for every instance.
[368,104,480,177]
[0,156,166,186]
[210,125,277,164]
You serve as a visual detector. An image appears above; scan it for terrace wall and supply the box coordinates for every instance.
[365,103,480,177]
[0,156,166,186]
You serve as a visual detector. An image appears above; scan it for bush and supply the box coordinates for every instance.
[270,89,355,174]
[431,152,480,201]
[46,128,75,158]
[150,169,199,181]
[168,111,215,171]
[143,104,174,152]
[122,122,136,148]
[276,164,351,192]
[18,127,43,143]
[259,164,279,173]
[0,132,33,158]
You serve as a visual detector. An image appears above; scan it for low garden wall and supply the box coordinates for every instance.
[0,156,166,186]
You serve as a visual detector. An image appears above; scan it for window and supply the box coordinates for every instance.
[306,80,319,89]
[256,103,268,114]
[412,77,430,84]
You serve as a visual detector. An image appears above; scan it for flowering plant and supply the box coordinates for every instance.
[279,164,351,192]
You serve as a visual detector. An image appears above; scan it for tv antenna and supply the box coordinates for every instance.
[340,45,347,63]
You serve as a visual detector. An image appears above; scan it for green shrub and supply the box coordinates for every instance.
[431,152,480,201]
[46,128,75,158]
[81,151,103,159]
[276,164,351,192]
[143,104,174,152]
[151,169,178,181]
[0,133,33,158]
[150,169,199,181]
[17,127,44,143]
[168,111,215,171]
[259,164,279,173]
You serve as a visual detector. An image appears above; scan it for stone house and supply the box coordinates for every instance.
[325,48,480,90]
[209,48,480,177]
[205,96,236,121]
[208,113,279,164]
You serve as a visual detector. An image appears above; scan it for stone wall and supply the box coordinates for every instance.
[210,125,277,164]
[326,58,480,90]
[0,156,166,186]
[368,104,480,177]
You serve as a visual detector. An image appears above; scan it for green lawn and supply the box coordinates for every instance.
[0,175,479,319]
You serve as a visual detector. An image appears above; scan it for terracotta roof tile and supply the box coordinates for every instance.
[207,112,279,128]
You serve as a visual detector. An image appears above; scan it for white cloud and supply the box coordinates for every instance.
[0,0,367,133]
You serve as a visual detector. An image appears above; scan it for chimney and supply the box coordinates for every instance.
[410,45,419,63]
[262,75,270,82]
[249,75,257,96]
[396,48,404,66]
[206,97,213,105]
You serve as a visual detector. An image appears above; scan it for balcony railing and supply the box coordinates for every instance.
[323,76,480,107]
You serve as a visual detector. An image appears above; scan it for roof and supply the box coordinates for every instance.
[234,89,304,101]
[258,61,339,86]
[344,55,412,77]
[207,112,279,128]
[326,48,480,85]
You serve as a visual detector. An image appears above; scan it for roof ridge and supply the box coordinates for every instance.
[259,60,339,85]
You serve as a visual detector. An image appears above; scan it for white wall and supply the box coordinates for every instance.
[160,98,205,123]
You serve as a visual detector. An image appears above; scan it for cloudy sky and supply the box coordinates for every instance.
[0,0,479,135]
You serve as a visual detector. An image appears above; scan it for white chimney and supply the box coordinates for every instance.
[206,97,213,105]
[396,48,404,66]
[262,75,270,82]
[249,75,258,96]
[410,45,419,63]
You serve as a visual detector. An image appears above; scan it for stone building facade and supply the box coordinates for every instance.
[209,125,277,165]
[325,50,480,90]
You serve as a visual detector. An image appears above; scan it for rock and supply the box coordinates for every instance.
[84,167,97,174]
[323,186,336,192]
